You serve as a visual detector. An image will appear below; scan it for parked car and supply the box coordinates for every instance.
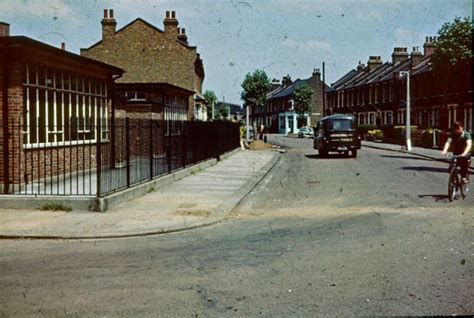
[298,127,314,138]
[313,114,361,157]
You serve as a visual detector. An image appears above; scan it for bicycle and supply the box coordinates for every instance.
[446,154,470,201]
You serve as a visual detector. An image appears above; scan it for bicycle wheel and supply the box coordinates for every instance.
[448,169,459,201]
[460,175,469,199]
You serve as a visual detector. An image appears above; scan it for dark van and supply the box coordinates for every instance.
[313,114,361,158]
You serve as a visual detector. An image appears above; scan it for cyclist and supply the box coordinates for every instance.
[441,121,472,184]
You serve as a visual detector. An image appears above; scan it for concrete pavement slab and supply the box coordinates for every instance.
[0,149,280,239]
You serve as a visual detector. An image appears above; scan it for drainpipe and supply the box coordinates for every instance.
[1,50,10,193]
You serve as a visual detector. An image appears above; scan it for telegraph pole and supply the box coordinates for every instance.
[322,61,326,117]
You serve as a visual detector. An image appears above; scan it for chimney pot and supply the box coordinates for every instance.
[61,42,66,50]
[166,11,170,18]
[171,11,176,19]
[104,9,108,19]
[109,9,114,19]
[181,28,185,34]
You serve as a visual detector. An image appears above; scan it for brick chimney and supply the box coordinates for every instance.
[282,74,292,87]
[164,10,179,39]
[392,47,409,65]
[101,9,116,41]
[356,61,365,73]
[312,68,321,81]
[271,79,281,91]
[410,46,423,68]
[0,22,10,37]
[178,28,188,44]
[367,56,382,72]
[423,36,436,57]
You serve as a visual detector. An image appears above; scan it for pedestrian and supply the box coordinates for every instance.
[441,121,472,184]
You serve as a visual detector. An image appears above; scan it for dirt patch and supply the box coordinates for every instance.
[248,140,273,150]
[175,210,211,217]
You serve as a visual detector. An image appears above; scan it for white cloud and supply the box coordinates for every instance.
[282,38,331,52]
[394,27,422,46]
[1,0,72,18]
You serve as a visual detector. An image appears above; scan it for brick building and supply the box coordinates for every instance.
[326,37,473,134]
[80,9,205,121]
[251,69,328,134]
[0,22,124,194]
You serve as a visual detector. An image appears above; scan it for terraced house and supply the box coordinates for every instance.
[81,9,206,121]
[326,37,473,135]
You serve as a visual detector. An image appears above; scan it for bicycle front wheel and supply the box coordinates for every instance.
[448,169,459,201]
[460,176,469,199]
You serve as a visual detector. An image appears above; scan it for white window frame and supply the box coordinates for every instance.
[23,62,109,149]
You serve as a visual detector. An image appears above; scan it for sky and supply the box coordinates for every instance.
[0,0,472,105]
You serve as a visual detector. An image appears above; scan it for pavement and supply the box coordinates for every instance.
[0,149,279,240]
[362,140,473,170]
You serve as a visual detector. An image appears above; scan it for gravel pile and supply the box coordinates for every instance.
[248,140,273,150]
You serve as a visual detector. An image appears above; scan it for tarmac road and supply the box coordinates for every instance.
[0,136,472,317]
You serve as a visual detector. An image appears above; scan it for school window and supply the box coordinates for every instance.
[23,62,109,148]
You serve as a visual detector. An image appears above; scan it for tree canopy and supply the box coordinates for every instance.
[240,70,272,109]
[431,17,473,74]
[204,90,217,119]
[293,83,313,116]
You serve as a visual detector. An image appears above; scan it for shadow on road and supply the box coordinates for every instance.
[401,166,447,173]
[380,155,432,162]
[304,154,353,160]
[418,194,451,202]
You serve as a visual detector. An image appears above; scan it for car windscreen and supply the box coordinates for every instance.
[327,119,355,130]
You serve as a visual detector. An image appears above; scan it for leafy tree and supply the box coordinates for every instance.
[241,70,271,126]
[204,90,217,120]
[219,102,229,119]
[293,83,313,127]
[431,17,473,75]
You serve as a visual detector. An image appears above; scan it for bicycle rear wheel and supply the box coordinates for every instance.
[460,175,469,199]
[448,169,459,201]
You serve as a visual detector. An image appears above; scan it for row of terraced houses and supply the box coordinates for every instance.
[325,36,472,133]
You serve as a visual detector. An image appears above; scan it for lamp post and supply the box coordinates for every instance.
[399,71,412,151]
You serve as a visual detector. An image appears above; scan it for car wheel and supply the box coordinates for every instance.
[319,149,328,158]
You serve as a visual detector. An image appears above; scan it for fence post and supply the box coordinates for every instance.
[167,120,172,173]
[215,122,220,161]
[96,112,102,197]
[182,122,187,167]
[126,117,130,188]
[149,118,153,180]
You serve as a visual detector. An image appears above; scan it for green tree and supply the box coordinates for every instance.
[203,90,217,120]
[431,17,473,75]
[219,102,229,119]
[293,83,313,127]
[241,70,271,126]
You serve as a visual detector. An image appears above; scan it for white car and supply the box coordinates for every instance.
[298,127,314,138]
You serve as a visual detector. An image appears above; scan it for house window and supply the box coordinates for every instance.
[125,91,146,101]
[23,63,109,148]
[386,111,393,125]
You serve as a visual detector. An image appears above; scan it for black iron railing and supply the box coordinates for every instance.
[0,118,240,196]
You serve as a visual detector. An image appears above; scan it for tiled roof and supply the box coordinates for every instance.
[356,63,392,86]
[330,69,358,90]
[270,79,304,99]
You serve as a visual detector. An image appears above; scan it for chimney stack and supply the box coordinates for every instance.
[271,79,281,90]
[367,56,382,72]
[164,10,179,39]
[392,47,409,65]
[178,28,188,44]
[423,36,436,57]
[312,68,321,81]
[282,74,292,87]
[0,22,10,37]
[410,46,423,68]
[101,9,116,41]
[356,61,365,73]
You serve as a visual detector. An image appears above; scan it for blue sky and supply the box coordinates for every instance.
[0,0,471,104]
